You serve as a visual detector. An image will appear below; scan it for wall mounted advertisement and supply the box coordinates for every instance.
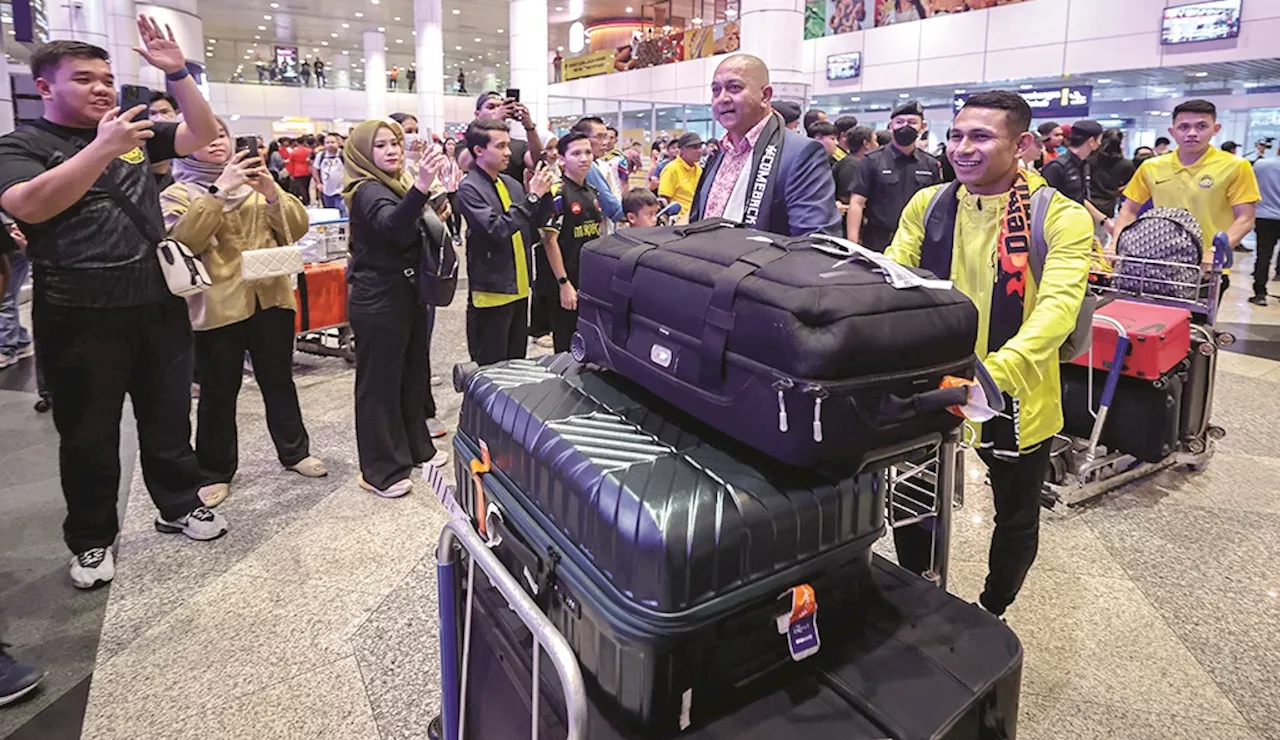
[1161,0,1242,45]
[805,0,1031,40]
[953,85,1093,118]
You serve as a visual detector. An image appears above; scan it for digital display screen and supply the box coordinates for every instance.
[826,52,862,81]
[1162,0,1242,45]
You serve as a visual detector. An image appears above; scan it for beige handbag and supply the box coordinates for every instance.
[239,193,304,280]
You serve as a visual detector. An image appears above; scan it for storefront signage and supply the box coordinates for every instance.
[11,0,48,45]
[562,50,617,81]
[953,86,1092,118]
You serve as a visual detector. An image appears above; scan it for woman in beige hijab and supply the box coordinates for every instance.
[344,118,449,498]
[161,118,325,508]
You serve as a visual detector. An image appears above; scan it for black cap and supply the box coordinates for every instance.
[475,91,502,111]
[677,132,703,149]
[1037,121,1061,138]
[1071,119,1104,138]
[774,100,801,124]
[890,100,924,119]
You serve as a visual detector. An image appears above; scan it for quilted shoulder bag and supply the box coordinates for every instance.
[240,193,306,280]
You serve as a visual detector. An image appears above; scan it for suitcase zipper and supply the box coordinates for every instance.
[770,355,975,442]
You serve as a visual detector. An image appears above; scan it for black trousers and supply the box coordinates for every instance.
[893,443,1052,616]
[423,305,438,420]
[193,307,310,484]
[32,297,204,553]
[549,301,578,353]
[1253,218,1280,297]
[466,297,528,366]
[289,175,311,205]
[351,307,435,490]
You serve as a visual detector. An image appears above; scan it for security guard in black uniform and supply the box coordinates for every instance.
[540,131,604,353]
[846,100,942,252]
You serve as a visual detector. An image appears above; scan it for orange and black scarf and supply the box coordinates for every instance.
[920,170,1033,451]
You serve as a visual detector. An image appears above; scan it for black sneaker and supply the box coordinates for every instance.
[1249,295,1268,306]
[0,645,44,707]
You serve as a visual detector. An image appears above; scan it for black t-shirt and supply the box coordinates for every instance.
[850,145,942,252]
[832,155,858,204]
[541,176,602,287]
[507,137,529,185]
[0,118,180,307]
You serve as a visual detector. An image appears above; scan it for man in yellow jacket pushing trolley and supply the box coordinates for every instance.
[886,90,1093,618]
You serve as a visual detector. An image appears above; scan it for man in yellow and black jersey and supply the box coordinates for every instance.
[540,131,604,352]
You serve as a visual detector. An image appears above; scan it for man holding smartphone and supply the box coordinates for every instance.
[458,91,543,188]
[0,22,227,590]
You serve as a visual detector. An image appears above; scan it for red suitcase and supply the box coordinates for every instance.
[1071,299,1191,380]
[294,260,349,333]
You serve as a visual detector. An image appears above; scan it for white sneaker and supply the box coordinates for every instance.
[359,475,413,498]
[430,375,444,387]
[0,354,15,370]
[426,418,448,438]
[155,506,229,541]
[424,449,450,470]
[69,547,115,590]
[535,335,554,349]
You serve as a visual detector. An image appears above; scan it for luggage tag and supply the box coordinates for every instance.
[426,462,468,523]
[775,584,820,662]
[940,360,1005,423]
[470,439,492,537]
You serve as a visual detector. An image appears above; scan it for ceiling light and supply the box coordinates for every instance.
[396,39,404,43]
[626,5,633,11]
[898,93,909,98]
[1097,78,1112,83]
[394,16,401,21]
[497,28,504,33]
[258,25,266,30]
[263,14,272,20]
[455,45,462,50]
[850,96,861,101]
[378,26,385,31]
[452,8,460,13]
[322,40,329,45]
[269,1,278,6]
[210,38,217,43]
[342,50,349,54]
[557,45,564,51]
[206,52,213,57]
[474,37,481,42]
[361,57,366,62]
[413,31,417,35]
[355,11,364,17]
[342,22,350,28]
[313,47,319,51]
[230,114,241,121]
[255,35,261,39]
[1194,71,1208,77]
[371,0,380,4]
[691,16,702,24]
[555,6,563,10]
[725,8,737,17]
[954,88,966,93]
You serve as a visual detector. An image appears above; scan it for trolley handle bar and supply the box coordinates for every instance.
[437,519,589,740]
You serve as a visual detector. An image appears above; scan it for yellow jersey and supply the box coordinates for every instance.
[657,157,702,219]
[1123,147,1261,244]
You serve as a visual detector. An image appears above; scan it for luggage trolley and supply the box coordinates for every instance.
[427,426,964,740]
[1042,233,1235,508]
[293,214,355,364]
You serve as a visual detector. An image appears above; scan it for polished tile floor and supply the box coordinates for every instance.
[2,254,1280,740]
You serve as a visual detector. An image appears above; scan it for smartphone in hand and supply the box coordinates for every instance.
[235,135,260,159]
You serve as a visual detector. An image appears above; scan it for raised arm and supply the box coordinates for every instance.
[133,16,218,156]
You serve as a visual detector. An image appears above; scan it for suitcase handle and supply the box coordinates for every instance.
[672,218,739,237]
[486,507,554,609]
[876,386,970,426]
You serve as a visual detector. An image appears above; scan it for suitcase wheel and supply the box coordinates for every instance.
[1208,425,1227,441]
[1187,437,1207,455]
[570,331,587,363]
[1216,332,1236,348]
[427,715,441,740]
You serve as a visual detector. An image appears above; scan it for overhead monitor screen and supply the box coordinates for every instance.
[1162,0,1242,45]
[826,52,862,81]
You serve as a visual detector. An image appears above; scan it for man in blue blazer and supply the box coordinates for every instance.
[689,54,841,237]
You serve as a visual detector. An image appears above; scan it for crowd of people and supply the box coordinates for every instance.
[0,13,1273,707]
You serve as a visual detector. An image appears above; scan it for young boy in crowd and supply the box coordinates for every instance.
[622,187,660,228]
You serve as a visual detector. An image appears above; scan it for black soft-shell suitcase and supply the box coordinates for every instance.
[459,555,1024,739]
[1061,361,1185,463]
[452,355,899,732]
[573,219,979,475]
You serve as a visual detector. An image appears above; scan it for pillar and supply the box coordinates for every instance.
[738,0,805,91]
[106,0,139,86]
[331,54,351,90]
[364,30,388,120]
[0,15,12,134]
[414,0,445,138]
[509,0,549,130]
[481,66,497,93]
[46,0,109,47]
